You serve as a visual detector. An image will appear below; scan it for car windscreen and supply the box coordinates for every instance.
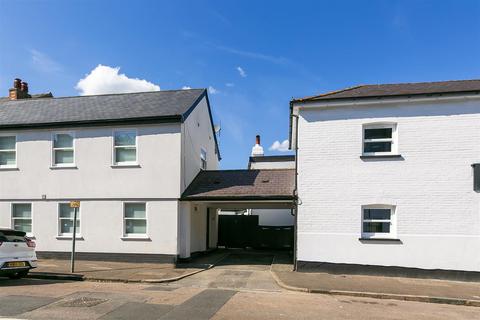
[0,230,27,242]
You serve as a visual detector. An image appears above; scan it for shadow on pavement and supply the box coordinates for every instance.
[0,277,69,287]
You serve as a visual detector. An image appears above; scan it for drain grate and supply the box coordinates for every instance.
[60,297,108,307]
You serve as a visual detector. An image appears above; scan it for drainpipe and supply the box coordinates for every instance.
[291,104,300,271]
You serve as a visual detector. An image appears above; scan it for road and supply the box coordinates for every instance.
[1,254,479,319]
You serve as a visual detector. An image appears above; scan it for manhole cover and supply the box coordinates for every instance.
[60,297,108,307]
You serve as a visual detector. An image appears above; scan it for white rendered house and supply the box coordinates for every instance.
[0,80,220,262]
[290,80,480,273]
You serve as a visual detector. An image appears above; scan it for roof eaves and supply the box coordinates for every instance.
[295,90,480,104]
[179,195,295,201]
[290,85,365,103]
[0,115,183,131]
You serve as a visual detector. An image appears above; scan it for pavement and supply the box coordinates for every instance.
[1,269,479,319]
[24,249,480,308]
[28,251,229,283]
[270,254,480,307]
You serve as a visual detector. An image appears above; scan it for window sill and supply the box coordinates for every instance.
[111,164,141,168]
[359,237,402,242]
[360,154,403,160]
[56,235,84,240]
[50,166,78,170]
[0,167,19,171]
[120,236,151,241]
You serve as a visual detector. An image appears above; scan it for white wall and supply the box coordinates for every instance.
[296,98,480,271]
[251,209,294,226]
[249,161,295,169]
[0,124,182,199]
[190,203,207,253]
[0,200,178,254]
[181,97,219,193]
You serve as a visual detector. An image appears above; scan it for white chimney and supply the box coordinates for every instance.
[251,135,264,157]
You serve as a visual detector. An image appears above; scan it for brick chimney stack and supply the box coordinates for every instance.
[9,78,31,100]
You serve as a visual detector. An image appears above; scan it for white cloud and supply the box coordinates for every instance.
[75,65,160,96]
[225,83,235,87]
[269,140,290,152]
[236,66,247,78]
[182,86,192,90]
[30,49,62,73]
[208,86,219,94]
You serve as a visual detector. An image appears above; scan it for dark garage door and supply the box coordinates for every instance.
[218,215,293,249]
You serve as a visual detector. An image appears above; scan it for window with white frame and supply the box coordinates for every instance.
[362,123,397,156]
[52,133,75,166]
[361,205,396,238]
[200,148,207,170]
[124,203,147,236]
[58,203,80,236]
[114,130,137,165]
[0,135,16,168]
[12,203,32,234]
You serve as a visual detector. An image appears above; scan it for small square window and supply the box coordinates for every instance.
[361,205,396,239]
[362,124,397,156]
[200,148,207,170]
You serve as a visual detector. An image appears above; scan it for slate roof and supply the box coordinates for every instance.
[0,89,206,128]
[292,79,480,103]
[181,169,295,201]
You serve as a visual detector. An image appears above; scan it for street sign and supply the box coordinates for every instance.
[70,201,80,208]
[69,201,80,273]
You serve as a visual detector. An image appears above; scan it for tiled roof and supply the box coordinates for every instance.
[0,89,206,128]
[181,169,295,201]
[292,79,480,102]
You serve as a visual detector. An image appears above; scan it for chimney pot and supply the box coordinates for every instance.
[21,82,28,93]
[251,134,264,157]
[14,78,21,89]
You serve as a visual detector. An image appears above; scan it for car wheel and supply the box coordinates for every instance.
[8,271,28,279]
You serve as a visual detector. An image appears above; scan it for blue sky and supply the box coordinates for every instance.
[1,0,479,169]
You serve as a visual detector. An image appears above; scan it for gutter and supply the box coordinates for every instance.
[291,113,299,271]
[0,115,183,131]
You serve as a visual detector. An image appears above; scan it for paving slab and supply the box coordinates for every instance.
[29,259,204,283]
[0,295,59,317]
[159,288,237,320]
[271,261,480,306]
[99,302,173,320]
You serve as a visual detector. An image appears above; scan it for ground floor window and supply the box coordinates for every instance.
[361,205,395,238]
[58,203,80,236]
[124,202,147,237]
[12,203,32,234]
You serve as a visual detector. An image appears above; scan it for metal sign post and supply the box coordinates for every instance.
[69,201,80,273]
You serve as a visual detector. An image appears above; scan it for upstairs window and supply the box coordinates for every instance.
[200,148,207,170]
[114,130,137,165]
[0,135,16,168]
[52,133,75,166]
[361,205,396,239]
[362,123,397,156]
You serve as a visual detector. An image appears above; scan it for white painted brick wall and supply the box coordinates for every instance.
[296,98,480,271]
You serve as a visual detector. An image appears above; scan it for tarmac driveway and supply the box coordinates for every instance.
[174,251,283,292]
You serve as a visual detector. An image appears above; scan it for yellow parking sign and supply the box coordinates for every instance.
[69,201,80,208]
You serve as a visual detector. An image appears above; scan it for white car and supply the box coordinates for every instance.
[0,228,37,279]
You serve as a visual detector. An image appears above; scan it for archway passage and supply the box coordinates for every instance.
[180,169,295,259]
